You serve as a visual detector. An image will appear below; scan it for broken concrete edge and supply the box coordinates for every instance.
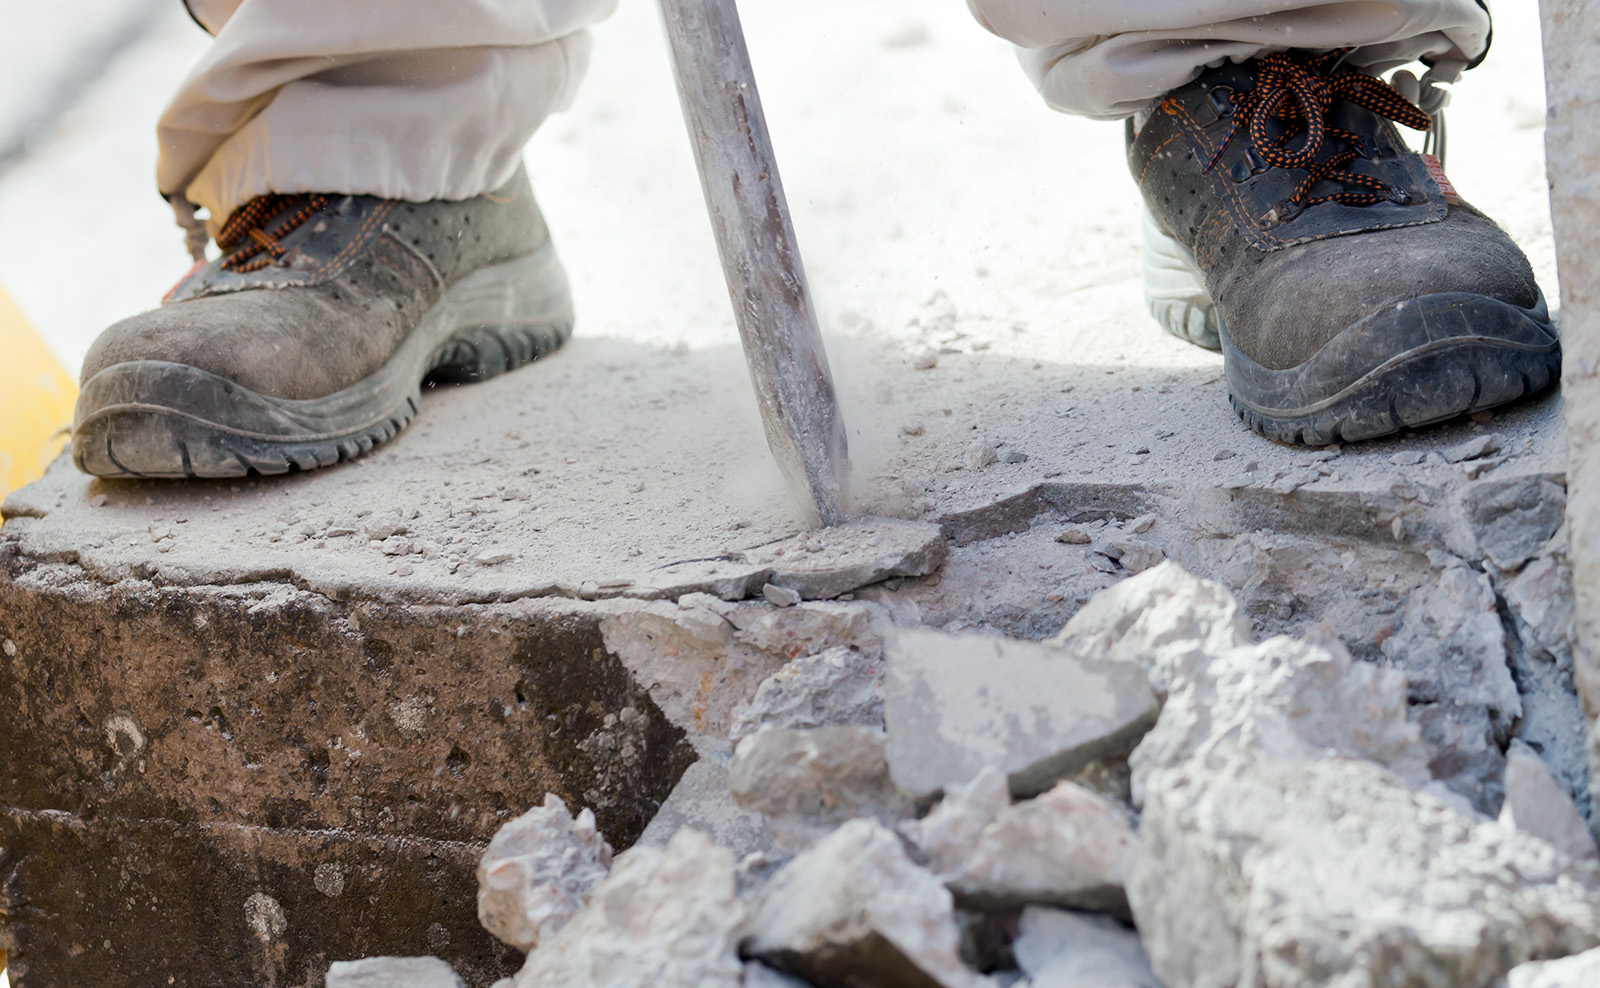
[4,464,1561,610]
[0,513,947,608]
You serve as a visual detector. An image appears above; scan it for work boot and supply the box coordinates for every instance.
[73,165,572,478]
[1130,50,1558,445]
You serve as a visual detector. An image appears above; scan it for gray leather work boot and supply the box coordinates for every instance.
[73,165,571,478]
[1130,50,1558,445]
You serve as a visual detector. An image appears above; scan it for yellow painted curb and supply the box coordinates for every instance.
[0,286,76,500]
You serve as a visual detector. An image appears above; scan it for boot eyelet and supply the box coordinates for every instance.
[1208,87,1236,117]
[1386,187,1413,205]
[1264,199,1305,226]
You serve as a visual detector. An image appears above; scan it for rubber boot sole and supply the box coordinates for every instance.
[73,245,572,479]
[1223,291,1560,446]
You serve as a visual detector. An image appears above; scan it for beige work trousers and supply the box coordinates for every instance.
[160,0,1492,227]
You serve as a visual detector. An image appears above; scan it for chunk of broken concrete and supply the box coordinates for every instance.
[1381,565,1521,720]
[1507,946,1600,988]
[741,818,982,988]
[728,727,913,852]
[1011,908,1158,988]
[1502,743,1600,867]
[1460,475,1565,571]
[884,629,1159,802]
[636,759,777,862]
[900,766,1013,877]
[514,829,744,988]
[729,645,885,744]
[1130,744,1600,988]
[599,601,789,750]
[1107,538,1164,575]
[1051,562,1249,693]
[327,957,464,988]
[747,518,948,600]
[1128,630,1431,804]
[477,793,614,954]
[944,782,1137,916]
[1443,433,1503,463]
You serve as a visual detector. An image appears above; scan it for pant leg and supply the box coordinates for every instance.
[160,0,618,229]
[965,0,1492,119]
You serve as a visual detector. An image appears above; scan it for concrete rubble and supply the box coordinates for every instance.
[883,628,1160,801]
[327,957,467,988]
[1011,908,1159,988]
[727,726,913,852]
[1507,946,1600,988]
[939,782,1137,916]
[475,794,614,954]
[301,560,1591,988]
[740,819,982,988]
[509,829,745,988]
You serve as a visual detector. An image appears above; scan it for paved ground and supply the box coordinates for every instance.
[0,0,1565,605]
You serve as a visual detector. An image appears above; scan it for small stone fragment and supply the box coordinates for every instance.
[913,349,939,370]
[1001,449,1030,464]
[474,549,514,566]
[763,584,802,608]
[1390,450,1426,466]
[1108,538,1163,575]
[327,957,464,988]
[1055,528,1092,545]
[1213,450,1236,461]
[728,727,913,852]
[514,830,744,988]
[900,766,1013,877]
[1507,946,1600,988]
[90,493,109,507]
[477,793,614,954]
[884,629,1160,801]
[362,511,407,540]
[965,441,1000,470]
[742,819,981,988]
[902,422,927,437]
[1012,908,1157,988]
[1443,433,1504,463]
[944,782,1136,915]
[728,645,884,743]
[1501,743,1600,866]
[1126,514,1157,535]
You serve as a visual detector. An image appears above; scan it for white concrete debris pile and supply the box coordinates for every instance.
[336,562,1600,988]
[475,793,614,954]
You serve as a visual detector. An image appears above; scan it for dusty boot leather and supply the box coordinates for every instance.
[1130,50,1558,445]
[73,165,572,478]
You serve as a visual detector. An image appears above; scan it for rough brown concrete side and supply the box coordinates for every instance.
[0,543,695,987]
[1541,0,1600,832]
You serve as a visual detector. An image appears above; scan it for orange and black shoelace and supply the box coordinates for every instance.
[1204,50,1433,220]
[216,193,330,272]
